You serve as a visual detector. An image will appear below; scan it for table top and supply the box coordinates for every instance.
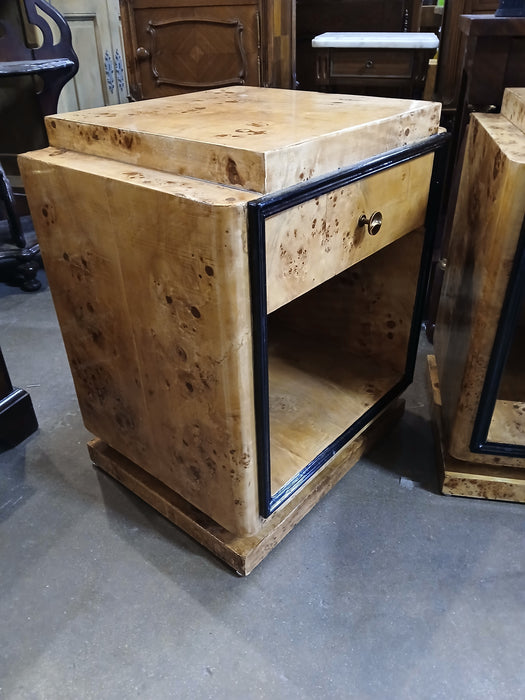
[312,32,440,50]
[45,86,441,194]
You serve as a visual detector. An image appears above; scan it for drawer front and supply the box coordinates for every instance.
[330,48,414,79]
[265,154,434,313]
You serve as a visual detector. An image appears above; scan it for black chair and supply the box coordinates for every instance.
[0,0,78,291]
[0,344,38,448]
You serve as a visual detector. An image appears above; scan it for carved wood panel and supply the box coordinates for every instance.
[121,2,261,99]
[148,16,251,89]
[120,1,295,99]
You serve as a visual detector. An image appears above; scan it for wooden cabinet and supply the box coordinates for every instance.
[20,87,444,573]
[119,0,295,99]
[432,87,525,503]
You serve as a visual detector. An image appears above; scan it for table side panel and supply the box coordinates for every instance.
[19,147,261,535]
[434,113,525,467]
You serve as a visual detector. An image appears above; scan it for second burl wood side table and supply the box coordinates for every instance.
[20,87,445,573]
[432,87,525,503]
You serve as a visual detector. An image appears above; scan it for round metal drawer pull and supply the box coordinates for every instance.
[358,211,383,236]
[365,59,374,69]
[136,46,150,60]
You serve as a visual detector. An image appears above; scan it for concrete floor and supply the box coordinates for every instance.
[1,270,524,700]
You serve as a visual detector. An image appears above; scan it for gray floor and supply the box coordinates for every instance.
[1,270,524,700]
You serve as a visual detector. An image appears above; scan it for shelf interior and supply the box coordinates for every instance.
[266,228,423,495]
[487,299,525,447]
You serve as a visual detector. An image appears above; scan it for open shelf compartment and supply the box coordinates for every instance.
[267,230,422,495]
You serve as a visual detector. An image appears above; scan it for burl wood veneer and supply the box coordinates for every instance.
[20,86,441,572]
[433,87,525,502]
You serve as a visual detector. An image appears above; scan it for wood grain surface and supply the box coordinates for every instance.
[267,228,424,492]
[44,86,441,193]
[434,104,525,467]
[19,146,262,536]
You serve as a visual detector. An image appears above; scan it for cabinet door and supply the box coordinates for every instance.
[50,0,129,109]
[121,1,261,100]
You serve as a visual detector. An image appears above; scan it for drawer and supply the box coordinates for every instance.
[265,153,434,313]
[329,48,414,79]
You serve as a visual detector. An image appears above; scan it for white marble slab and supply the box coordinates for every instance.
[312,32,439,50]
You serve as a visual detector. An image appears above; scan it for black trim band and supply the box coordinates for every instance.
[470,214,525,458]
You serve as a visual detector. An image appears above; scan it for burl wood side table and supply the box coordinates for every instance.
[431,87,525,503]
[20,87,445,573]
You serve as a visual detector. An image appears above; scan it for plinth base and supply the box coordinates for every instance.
[88,399,404,575]
[427,355,525,503]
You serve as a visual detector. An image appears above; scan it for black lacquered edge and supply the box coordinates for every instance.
[470,214,525,458]
[248,132,450,518]
[247,201,271,515]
